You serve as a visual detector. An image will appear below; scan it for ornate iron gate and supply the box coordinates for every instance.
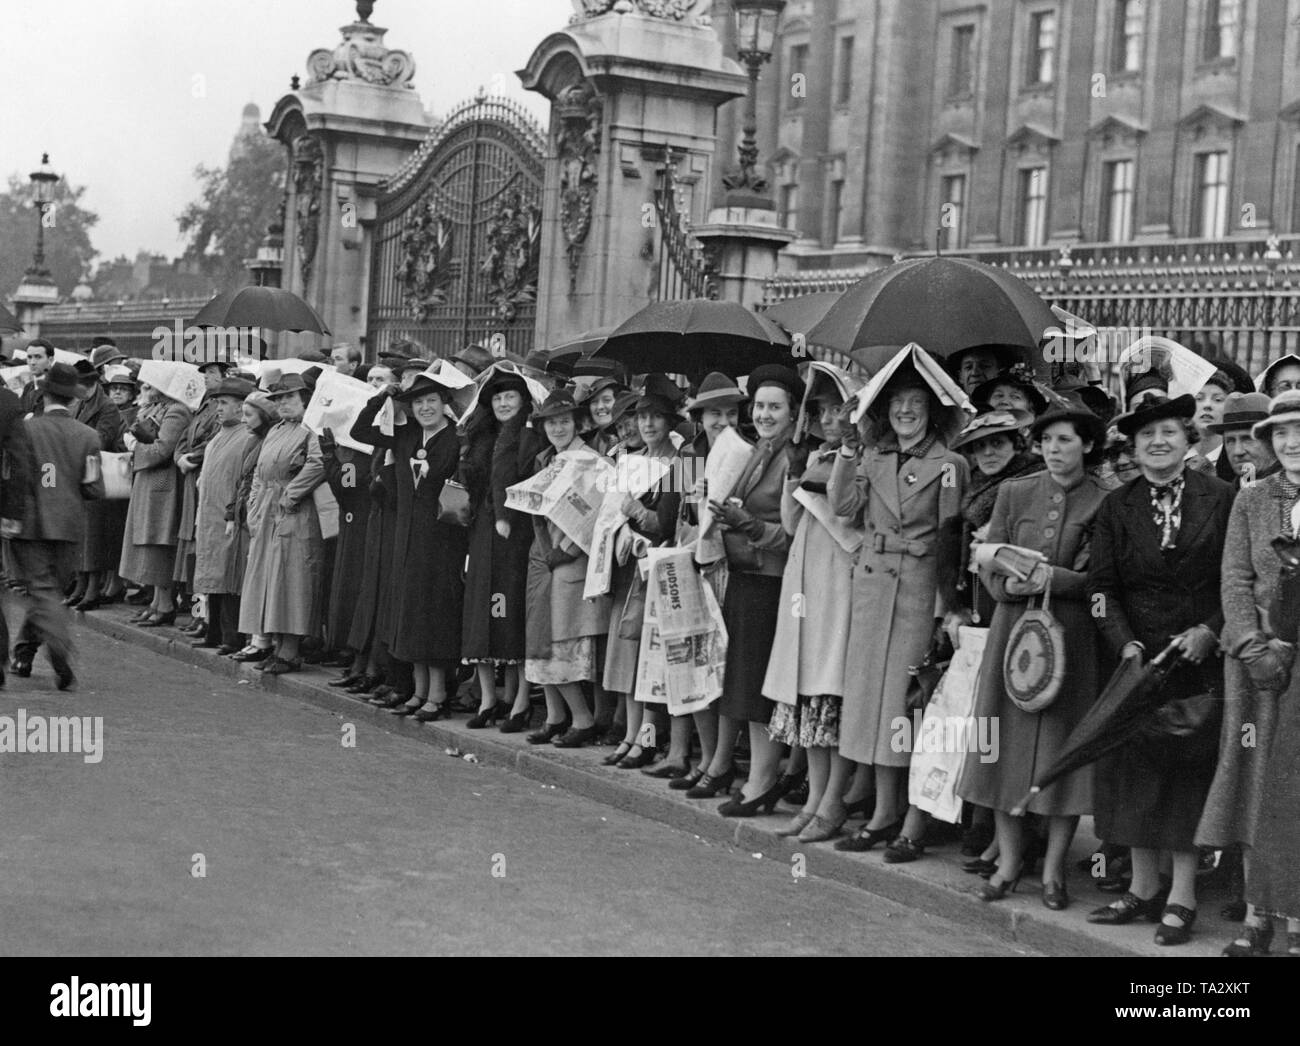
[367,94,546,359]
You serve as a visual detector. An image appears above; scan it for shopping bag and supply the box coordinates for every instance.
[99,451,133,500]
[908,625,988,824]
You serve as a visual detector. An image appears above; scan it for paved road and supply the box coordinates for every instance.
[0,624,1031,956]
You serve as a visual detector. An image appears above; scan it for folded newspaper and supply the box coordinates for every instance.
[696,426,752,566]
[505,445,616,555]
[584,454,673,599]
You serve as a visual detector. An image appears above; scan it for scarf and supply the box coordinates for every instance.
[1148,473,1185,550]
[1278,474,1300,538]
[960,451,1043,531]
[878,431,938,472]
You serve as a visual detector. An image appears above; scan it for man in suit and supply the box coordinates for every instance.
[9,362,106,689]
[0,379,35,686]
[19,338,55,417]
[1209,391,1278,490]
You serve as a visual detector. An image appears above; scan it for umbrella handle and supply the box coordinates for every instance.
[1149,638,1184,667]
[1010,787,1039,818]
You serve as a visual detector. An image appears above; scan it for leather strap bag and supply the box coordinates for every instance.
[1003,568,1066,713]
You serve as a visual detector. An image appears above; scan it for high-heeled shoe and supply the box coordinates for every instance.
[72,595,105,612]
[1087,889,1169,925]
[883,835,925,864]
[378,691,414,710]
[526,721,569,745]
[262,657,302,675]
[978,866,1023,902]
[718,779,785,818]
[389,699,424,717]
[1222,923,1273,956]
[499,710,531,734]
[553,724,600,747]
[347,675,384,695]
[616,745,658,770]
[641,760,690,779]
[602,741,633,766]
[1153,904,1197,946]
[834,819,903,853]
[466,703,510,729]
[962,857,998,876]
[1042,880,1069,911]
[412,703,452,723]
[685,767,736,799]
[798,811,848,843]
[669,766,705,791]
[62,590,86,607]
[843,796,873,819]
[328,672,367,689]
[139,610,178,628]
[230,646,271,663]
[774,812,816,837]
[128,608,155,624]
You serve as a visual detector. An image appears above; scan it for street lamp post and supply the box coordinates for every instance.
[721,0,786,201]
[28,153,59,280]
[11,153,61,337]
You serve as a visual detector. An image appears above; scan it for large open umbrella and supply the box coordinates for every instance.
[1010,641,1182,816]
[595,299,791,378]
[0,302,22,334]
[807,257,1056,378]
[192,286,330,335]
[763,291,843,340]
[545,325,612,376]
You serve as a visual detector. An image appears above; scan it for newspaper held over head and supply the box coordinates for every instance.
[696,425,752,566]
[303,367,375,453]
[137,359,206,411]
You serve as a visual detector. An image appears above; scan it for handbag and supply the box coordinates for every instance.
[617,571,648,640]
[905,632,954,713]
[437,479,472,527]
[722,529,762,572]
[100,451,133,500]
[1003,568,1066,713]
[312,484,339,540]
[1140,680,1223,767]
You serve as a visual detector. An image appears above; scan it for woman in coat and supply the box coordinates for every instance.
[226,392,278,663]
[763,378,863,842]
[522,389,612,746]
[171,362,226,622]
[237,374,327,675]
[120,383,192,625]
[1086,392,1234,946]
[1216,391,1300,955]
[352,369,466,720]
[830,365,969,860]
[68,360,121,610]
[691,365,802,815]
[956,397,1110,909]
[88,366,138,607]
[459,368,544,731]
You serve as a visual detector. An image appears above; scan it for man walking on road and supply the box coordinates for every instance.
[0,376,35,686]
[9,362,106,689]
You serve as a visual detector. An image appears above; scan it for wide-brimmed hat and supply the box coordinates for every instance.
[970,367,1048,414]
[952,409,1035,450]
[1209,391,1271,434]
[635,373,684,417]
[533,388,584,421]
[213,376,255,400]
[395,369,458,402]
[266,373,310,399]
[609,390,641,425]
[685,371,745,413]
[746,363,805,404]
[1114,392,1196,437]
[1258,354,1300,395]
[1052,378,1115,423]
[90,344,127,369]
[73,358,98,382]
[1252,391,1300,441]
[581,374,627,403]
[479,368,529,403]
[1030,394,1107,463]
[39,362,87,399]
[452,344,495,375]
[103,365,137,389]
[1204,356,1254,395]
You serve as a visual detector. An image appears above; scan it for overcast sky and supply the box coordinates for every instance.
[0,0,570,265]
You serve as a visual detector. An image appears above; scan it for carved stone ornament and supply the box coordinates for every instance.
[482,191,542,323]
[293,135,324,291]
[307,2,415,88]
[396,197,454,322]
[569,0,712,25]
[556,81,603,292]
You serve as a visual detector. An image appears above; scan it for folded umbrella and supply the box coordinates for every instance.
[595,299,791,378]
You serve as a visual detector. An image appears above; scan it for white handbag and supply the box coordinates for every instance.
[100,451,133,500]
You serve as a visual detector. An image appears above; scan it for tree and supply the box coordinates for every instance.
[177,133,285,292]
[0,175,99,300]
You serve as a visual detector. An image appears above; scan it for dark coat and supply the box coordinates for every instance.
[460,411,545,661]
[1086,467,1235,849]
[18,408,105,543]
[0,385,34,526]
[323,440,373,651]
[74,382,122,570]
[353,394,466,664]
[346,448,392,654]
[124,399,192,546]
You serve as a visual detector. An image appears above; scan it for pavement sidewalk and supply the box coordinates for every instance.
[75,605,1239,958]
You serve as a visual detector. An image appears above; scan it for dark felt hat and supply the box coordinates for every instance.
[452,344,495,375]
[952,409,1035,450]
[1208,391,1271,434]
[40,362,87,399]
[685,371,745,413]
[394,369,458,402]
[1114,392,1196,437]
[90,344,127,369]
[970,368,1048,415]
[266,373,310,398]
[214,376,256,400]
[609,390,641,425]
[533,388,584,420]
[1030,393,1107,463]
[479,368,529,402]
[746,363,805,404]
[73,358,97,381]
[635,373,685,416]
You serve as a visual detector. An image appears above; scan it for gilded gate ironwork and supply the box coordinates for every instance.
[367,94,546,360]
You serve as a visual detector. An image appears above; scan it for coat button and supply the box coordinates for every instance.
[345,512,353,524]
[1050,492,1063,504]
[1046,510,1059,521]
[1043,527,1056,538]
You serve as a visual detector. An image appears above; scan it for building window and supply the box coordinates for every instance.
[1113,0,1144,73]
[780,182,800,232]
[826,179,845,244]
[1192,151,1230,237]
[949,24,976,97]
[1018,167,1048,245]
[836,36,854,105]
[1203,0,1239,61]
[1101,159,1136,241]
[1026,10,1056,86]
[788,44,808,109]
[941,174,966,249]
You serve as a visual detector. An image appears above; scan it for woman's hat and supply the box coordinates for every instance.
[746,363,805,404]
[635,373,684,417]
[609,390,641,425]
[39,362,88,399]
[479,368,529,403]
[1125,369,1168,406]
[1252,391,1300,441]
[103,365,137,389]
[1209,391,1271,434]
[945,344,1024,377]
[952,409,1035,450]
[1052,377,1115,423]
[214,376,256,400]
[970,367,1048,415]
[452,344,495,376]
[533,388,584,420]
[394,369,458,402]
[1030,393,1107,463]
[90,344,127,369]
[1114,392,1196,437]
[266,373,310,399]
[1204,356,1254,395]
[243,390,277,424]
[685,371,745,413]
[73,358,98,381]
[1257,353,1300,394]
[581,374,627,403]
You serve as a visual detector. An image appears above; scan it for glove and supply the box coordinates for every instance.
[318,427,336,458]
[277,492,297,515]
[786,442,811,479]
[837,405,862,452]
[130,417,159,444]
[708,499,761,538]
[1172,624,1219,665]
[546,547,578,570]
[1237,633,1295,692]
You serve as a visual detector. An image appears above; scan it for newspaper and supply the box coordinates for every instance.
[137,359,206,411]
[792,487,863,555]
[303,368,375,453]
[584,454,673,599]
[696,426,752,566]
[646,548,713,640]
[505,446,616,554]
[635,553,728,715]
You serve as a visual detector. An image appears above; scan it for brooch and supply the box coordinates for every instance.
[416,448,427,460]
[904,473,917,485]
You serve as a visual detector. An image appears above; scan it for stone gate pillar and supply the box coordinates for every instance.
[519,0,748,351]
[264,2,431,355]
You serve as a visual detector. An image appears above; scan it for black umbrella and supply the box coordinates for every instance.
[1010,641,1182,816]
[0,302,22,334]
[807,257,1056,378]
[595,299,791,378]
[763,291,843,340]
[545,325,612,376]
[192,286,330,334]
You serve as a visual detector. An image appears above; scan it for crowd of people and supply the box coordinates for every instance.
[1,326,1297,957]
